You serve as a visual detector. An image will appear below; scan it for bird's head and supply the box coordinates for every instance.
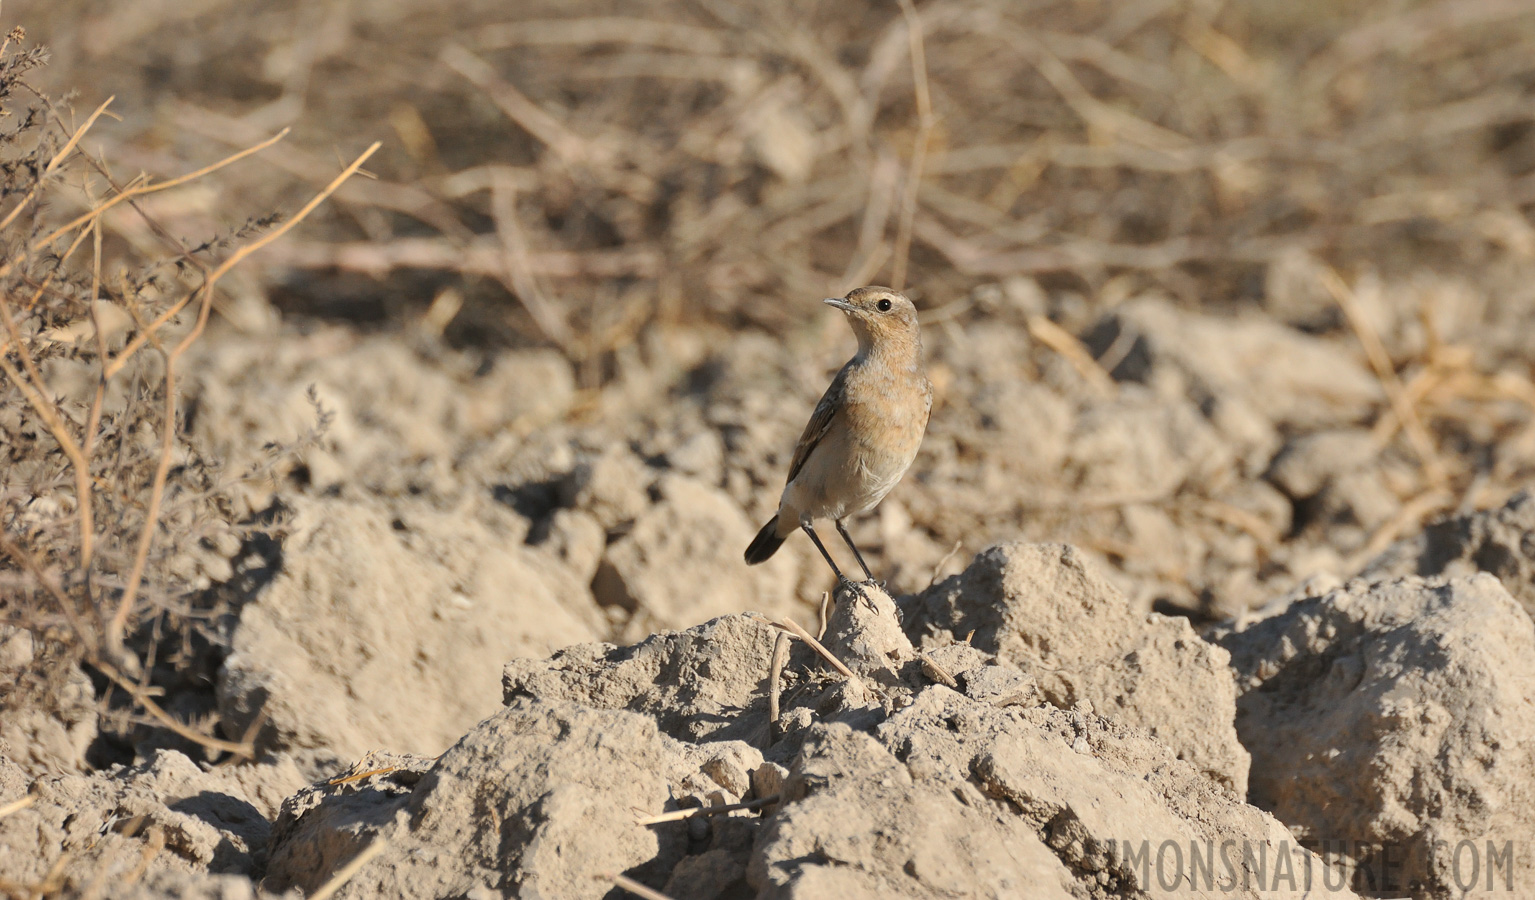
[823,286,921,356]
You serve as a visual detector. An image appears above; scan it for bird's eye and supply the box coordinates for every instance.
[877,298,892,312]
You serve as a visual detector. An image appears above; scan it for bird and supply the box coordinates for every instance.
[744,285,932,588]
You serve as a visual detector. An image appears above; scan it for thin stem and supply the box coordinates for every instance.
[107,141,382,648]
[891,0,934,292]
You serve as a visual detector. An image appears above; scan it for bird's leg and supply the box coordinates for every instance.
[835,519,880,585]
[800,521,845,580]
[801,522,859,593]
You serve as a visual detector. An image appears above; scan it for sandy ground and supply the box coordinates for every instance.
[4,1,1535,898]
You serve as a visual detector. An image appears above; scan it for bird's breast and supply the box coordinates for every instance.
[840,369,931,470]
[780,354,931,522]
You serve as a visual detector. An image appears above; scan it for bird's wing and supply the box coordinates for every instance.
[784,362,850,486]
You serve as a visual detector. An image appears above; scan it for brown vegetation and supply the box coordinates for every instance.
[0,31,373,757]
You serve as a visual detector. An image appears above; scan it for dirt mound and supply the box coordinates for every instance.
[217,492,606,772]
[1363,490,1535,613]
[0,748,303,889]
[260,549,1351,899]
[902,543,1250,794]
[503,613,781,747]
[12,536,1535,897]
[594,472,801,642]
[268,701,687,898]
[1220,574,1535,895]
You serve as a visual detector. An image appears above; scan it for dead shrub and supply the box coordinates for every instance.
[0,28,374,759]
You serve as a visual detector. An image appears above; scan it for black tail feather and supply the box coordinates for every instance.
[744,515,786,565]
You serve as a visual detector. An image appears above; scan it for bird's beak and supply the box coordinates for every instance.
[823,297,856,312]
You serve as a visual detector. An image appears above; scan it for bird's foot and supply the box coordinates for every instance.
[835,577,888,612]
[837,574,886,587]
[835,576,869,599]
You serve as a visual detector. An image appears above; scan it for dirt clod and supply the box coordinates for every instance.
[1220,573,1535,896]
[903,542,1251,795]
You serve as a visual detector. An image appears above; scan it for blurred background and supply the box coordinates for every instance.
[6,0,1535,764]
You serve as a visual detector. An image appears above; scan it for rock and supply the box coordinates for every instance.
[0,637,97,777]
[109,870,283,900]
[572,445,653,531]
[473,349,578,428]
[219,494,604,767]
[273,558,1363,899]
[1263,246,1336,329]
[189,333,575,507]
[1061,387,1235,498]
[751,761,789,801]
[822,584,915,682]
[1363,489,1535,613]
[0,750,28,803]
[593,474,799,636]
[263,700,688,900]
[1083,296,1382,431]
[968,379,1074,478]
[902,543,1251,794]
[699,743,760,797]
[665,429,725,481]
[749,722,1078,899]
[1219,574,1535,896]
[1266,429,1380,500]
[1266,429,1404,555]
[0,749,302,888]
[542,508,607,584]
[876,690,1341,900]
[502,614,783,746]
[263,752,436,895]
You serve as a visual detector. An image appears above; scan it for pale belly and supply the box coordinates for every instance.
[780,415,924,524]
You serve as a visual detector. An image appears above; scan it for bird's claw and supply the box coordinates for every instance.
[835,577,887,605]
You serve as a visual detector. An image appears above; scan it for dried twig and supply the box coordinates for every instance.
[917,650,958,688]
[474,17,727,53]
[0,95,116,232]
[441,44,601,168]
[0,128,292,284]
[767,631,790,734]
[106,140,382,651]
[776,616,858,682]
[490,175,573,348]
[310,838,389,900]
[328,766,402,786]
[0,508,98,645]
[0,796,35,819]
[1320,267,1448,488]
[177,104,470,238]
[839,153,898,293]
[1026,316,1117,395]
[890,0,934,292]
[260,237,660,280]
[606,873,678,900]
[94,660,255,758]
[928,540,964,587]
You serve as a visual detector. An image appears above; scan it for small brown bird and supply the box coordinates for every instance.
[744,286,932,585]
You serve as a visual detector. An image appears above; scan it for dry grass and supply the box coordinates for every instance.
[23,2,1530,482]
[0,30,371,758]
[36,0,1525,340]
